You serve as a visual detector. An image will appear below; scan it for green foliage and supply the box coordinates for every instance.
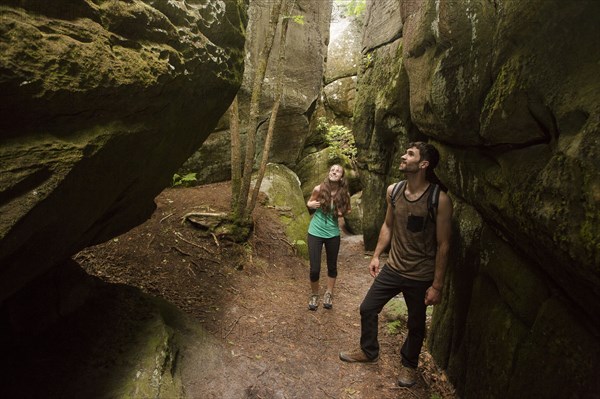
[285,14,305,25]
[336,0,366,18]
[382,297,433,335]
[316,117,357,161]
[172,172,197,187]
[363,52,374,69]
[386,320,403,335]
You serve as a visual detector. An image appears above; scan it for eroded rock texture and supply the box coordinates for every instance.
[178,0,332,183]
[0,0,246,301]
[354,0,600,397]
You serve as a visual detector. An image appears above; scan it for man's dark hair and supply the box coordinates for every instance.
[408,141,439,170]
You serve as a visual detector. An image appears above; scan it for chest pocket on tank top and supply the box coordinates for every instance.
[407,214,426,233]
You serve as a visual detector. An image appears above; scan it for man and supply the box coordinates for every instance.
[339,142,453,388]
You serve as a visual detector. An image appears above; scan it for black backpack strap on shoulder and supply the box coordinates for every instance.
[390,180,405,208]
[427,183,441,223]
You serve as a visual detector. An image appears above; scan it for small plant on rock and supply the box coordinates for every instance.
[172,172,197,187]
[316,117,357,162]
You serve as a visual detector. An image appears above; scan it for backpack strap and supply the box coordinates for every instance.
[391,181,440,225]
[390,180,406,208]
[427,183,441,224]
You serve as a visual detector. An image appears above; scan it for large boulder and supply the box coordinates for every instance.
[354,0,600,396]
[256,163,311,258]
[2,260,220,398]
[0,0,247,301]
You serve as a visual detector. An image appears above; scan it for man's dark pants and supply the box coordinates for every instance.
[360,264,431,368]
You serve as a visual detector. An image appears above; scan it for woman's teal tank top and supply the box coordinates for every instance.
[308,207,340,238]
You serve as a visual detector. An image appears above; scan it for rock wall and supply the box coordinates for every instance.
[320,4,362,128]
[354,0,600,397]
[256,163,311,259]
[179,0,332,183]
[0,0,246,302]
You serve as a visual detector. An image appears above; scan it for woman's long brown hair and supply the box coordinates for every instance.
[318,165,350,216]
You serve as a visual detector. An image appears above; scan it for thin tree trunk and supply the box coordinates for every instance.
[229,95,241,215]
[236,0,284,221]
[248,0,292,214]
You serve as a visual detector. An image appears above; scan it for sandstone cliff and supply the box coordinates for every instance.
[354,0,600,397]
[0,0,246,301]
[178,0,332,183]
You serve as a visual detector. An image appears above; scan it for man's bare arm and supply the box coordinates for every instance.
[369,184,395,277]
[425,191,453,305]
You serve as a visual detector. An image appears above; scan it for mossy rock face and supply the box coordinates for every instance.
[428,198,484,376]
[344,191,363,235]
[256,164,311,259]
[357,0,600,397]
[461,275,530,398]
[2,279,191,398]
[0,1,246,301]
[296,148,360,201]
[508,297,600,398]
[352,34,414,251]
[428,200,600,399]
[478,226,550,326]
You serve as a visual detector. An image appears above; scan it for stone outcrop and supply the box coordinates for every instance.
[0,0,246,301]
[354,0,600,397]
[255,163,311,258]
[2,260,212,398]
[320,7,362,128]
[179,0,332,182]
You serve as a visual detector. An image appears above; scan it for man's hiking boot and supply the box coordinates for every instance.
[308,294,319,311]
[323,291,333,309]
[397,365,417,387]
[339,348,378,363]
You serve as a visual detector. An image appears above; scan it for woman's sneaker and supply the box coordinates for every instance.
[308,294,319,311]
[323,291,333,309]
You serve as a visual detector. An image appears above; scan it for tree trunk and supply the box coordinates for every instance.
[248,1,293,213]
[229,96,241,215]
[236,0,284,221]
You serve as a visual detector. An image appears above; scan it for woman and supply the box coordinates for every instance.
[306,164,351,310]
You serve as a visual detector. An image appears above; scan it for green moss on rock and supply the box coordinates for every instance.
[255,164,311,259]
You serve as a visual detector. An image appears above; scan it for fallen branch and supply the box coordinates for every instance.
[269,234,295,251]
[318,387,335,399]
[186,265,196,277]
[172,246,192,257]
[211,232,220,247]
[147,235,155,249]
[198,257,221,265]
[173,231,211,253]
[182,211,228,219]
[223,315,243,339]
[160,212,174,223]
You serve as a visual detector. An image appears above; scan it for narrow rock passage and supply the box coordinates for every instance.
[80,182,456,398]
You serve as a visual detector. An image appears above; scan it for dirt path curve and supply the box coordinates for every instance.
[80,183,455,399]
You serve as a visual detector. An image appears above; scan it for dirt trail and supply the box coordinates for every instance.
[79,182,456,399]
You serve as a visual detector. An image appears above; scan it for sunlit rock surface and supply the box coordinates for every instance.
[178,0,332,183]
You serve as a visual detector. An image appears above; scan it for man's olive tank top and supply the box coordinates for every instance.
[388,184,437,281]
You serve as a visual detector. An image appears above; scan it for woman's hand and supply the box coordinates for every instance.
[307,200,320,210]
